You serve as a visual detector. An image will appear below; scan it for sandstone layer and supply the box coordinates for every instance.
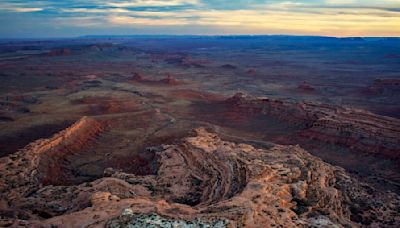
[0,119,398,227]
[0,117,106,220]
[224,93,400,160]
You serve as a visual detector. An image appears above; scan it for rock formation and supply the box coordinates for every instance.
[223,93,400,160]
[130,72,144,81]
[165,55,206,68]
[130,72,183,86]
[0,117,105,196]
[47,48,71,57]
[158,73,182,85]
[246,69,257,75]
[0,121,398,227]
[220,64,237,70]
[297,83,315,92]
[364,79,400,96]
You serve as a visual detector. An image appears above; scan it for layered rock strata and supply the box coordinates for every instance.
[0,117,106,219]
[0,124,398,227]
[224,93,400,159]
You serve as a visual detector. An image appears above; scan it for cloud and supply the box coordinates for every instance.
[13,7,43,12]
[0,6,44,13]
[61,8,130,13]
[97,7,400,37]
[108,15,190,25]
[0,0,399,37]
[54,16,107,27]
[106,0,201,7]
[325,0,357,4]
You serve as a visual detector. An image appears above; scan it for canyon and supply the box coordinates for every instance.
[0,36,399,227]
[1,122,399,227]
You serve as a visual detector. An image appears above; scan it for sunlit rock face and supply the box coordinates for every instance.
[0,122,398,227]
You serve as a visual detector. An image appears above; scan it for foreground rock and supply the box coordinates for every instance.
[0,121,399,227]
[106,213,228,228]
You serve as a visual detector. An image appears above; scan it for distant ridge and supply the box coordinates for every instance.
[78,35,400,42]
[1,35,398,41]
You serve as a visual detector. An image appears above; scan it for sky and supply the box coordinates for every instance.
[0,0,399,38]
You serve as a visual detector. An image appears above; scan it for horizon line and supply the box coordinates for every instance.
[1,34,400,40]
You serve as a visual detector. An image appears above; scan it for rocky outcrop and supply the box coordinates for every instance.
[364,79,400,96]
[158,73,182,85]
[47,48,71,57]
[107,128,250,207]
[130,72,144,81]
[36,117,106,185]
[297,83,315,92]
[130,72,183,86]
[247,69,257,75]
[164,55,206,68]
[220,64,237,70]
[224,93,400,159]
[0,117,105,204]
[106,213,228,228]
[1,127,398,227]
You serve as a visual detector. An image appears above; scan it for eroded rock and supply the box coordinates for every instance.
[0,125,398,227]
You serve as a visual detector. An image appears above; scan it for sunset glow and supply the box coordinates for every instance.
[0,0,399,37]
